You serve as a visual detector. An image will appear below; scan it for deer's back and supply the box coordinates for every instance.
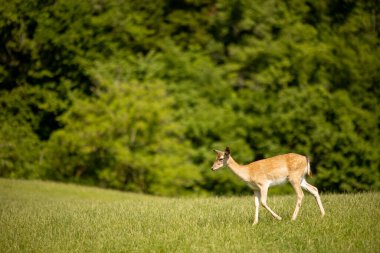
[247,153,307,181]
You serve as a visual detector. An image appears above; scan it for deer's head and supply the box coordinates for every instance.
[211,147,230,171]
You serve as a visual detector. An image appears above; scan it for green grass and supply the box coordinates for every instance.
[1,178,379,253]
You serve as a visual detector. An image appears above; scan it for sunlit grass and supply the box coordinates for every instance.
[1,178,379,252]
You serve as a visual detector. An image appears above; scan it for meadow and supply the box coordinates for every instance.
[1,178,379,253]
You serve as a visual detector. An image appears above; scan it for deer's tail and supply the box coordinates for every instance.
[306,156,312,177]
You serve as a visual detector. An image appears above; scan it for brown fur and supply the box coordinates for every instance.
[211,147,325,224]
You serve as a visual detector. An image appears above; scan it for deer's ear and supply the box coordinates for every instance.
[224,147,230,156]
[213,149,222,154]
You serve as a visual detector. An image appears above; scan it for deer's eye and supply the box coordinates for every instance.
[218,158,223,161]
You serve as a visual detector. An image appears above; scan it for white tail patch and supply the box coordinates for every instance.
[305,157,312,177]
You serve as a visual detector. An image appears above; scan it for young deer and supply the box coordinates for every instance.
[211,147,325,224]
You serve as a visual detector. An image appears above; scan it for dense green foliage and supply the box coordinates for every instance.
[1,0,379,195]
[1,179,380,252]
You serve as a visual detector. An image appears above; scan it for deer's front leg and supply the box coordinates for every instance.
[253,191,260,225]
[260,185,282,221]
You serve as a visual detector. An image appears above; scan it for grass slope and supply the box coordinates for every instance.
[0,178,379,252]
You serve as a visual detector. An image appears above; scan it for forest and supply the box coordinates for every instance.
[1,0,379,196]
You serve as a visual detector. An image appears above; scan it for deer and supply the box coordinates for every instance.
[211,147,325,224]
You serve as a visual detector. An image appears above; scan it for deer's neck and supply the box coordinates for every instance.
[226,156,250,182]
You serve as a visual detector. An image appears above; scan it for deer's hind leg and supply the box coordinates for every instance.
[301,179,325,217]
[289,179,304,221]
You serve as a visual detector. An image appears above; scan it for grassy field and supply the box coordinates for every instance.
[0,178,379,253]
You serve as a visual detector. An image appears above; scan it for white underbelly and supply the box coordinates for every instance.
[246,182,259,190]
[245,178,288,190]
[269,178,288,186]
